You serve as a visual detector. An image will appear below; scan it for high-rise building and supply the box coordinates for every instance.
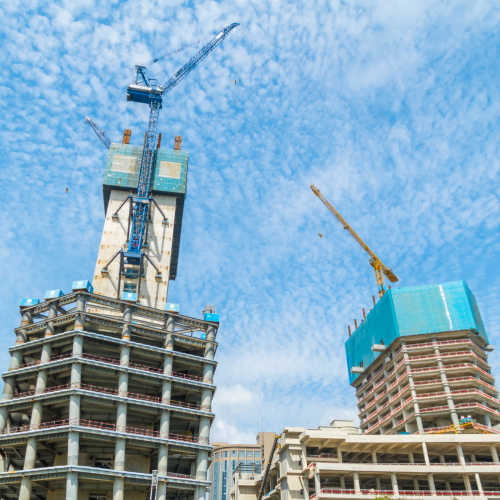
[0,132,219,500]
[208,433,276,500]
[231,281,500,500]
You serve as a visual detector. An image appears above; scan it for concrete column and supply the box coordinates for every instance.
[17,309,32,344]
[413,478,420,491]
[456,444,466,466]
[375,477,381,490]
[340,476,345,490]
[445,481,451,491]
[337,446,343,463]
[491,445,499,463]
[314,471,321,494]
[391,473,398,495]
[122,305,132,340]
[409,452,415,463]
[428,474,436,493]
[405,354,424,433]
[422,442,430,466]
[353,472,360,493]
[439,454,445,464]
[113,477,124,500]
[66,472,78,500]
[371,451,377,463]
[74,293,86,331]
[195,450,208,481]
[463,474,472,491]
[71,335,83,389]
[19,477,32,500]
[433,337,459,427]
[475,473,484,495]
[157,482,167,500]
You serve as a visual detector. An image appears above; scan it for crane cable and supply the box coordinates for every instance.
[141,29,223,66]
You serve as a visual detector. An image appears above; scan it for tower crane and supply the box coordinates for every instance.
[124,22,238,265]
[311,184,399,298]
[86,23,239,297]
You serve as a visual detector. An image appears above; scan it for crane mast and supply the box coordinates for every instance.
[311,184,399,298]
[124,22,239,265]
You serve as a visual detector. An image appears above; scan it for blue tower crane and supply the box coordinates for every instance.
[124,22,239,266]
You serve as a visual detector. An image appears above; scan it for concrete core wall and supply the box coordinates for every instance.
[92,189,177,307]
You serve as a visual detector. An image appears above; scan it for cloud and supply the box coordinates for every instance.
[1,0,500,445]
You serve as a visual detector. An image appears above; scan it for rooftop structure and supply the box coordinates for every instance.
[346,280,497,435]
[0,287,219,499]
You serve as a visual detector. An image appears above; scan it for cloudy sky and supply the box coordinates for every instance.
[1,0,500,443]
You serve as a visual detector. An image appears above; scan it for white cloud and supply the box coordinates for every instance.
[1,0,500,444]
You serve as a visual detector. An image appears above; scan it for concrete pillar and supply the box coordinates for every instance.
[422,442,430,466]
[406,354,424,433]
[74,293,86,331]
[375,477,381,491]
[314,471,321,493]
[475,473,484,495]
[464,474,472,491]
[337,446,343,463]
[122,305,132,340]
[66,471,78,500]
[433,337,459,427]
[371,451,377,463]
[17,309,32,344]
[439,454,445,464]
[391,473,398,495]
[413,478,420,491]
[409,452,415,463]
[456,444,466,466]
[71,335,83,389]
[353,472,360,493]
[19,477,32,500]
[445,481,451,492]
[428,474,436,493]
[340,476,345,490]
[157,482,167,500]
[113,477,124,500]
[491,445,499,463]
[44,301,58,337]
[195,450,208,482]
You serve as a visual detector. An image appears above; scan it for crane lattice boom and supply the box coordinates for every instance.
[311,184,398,297]
[84,117,111,149]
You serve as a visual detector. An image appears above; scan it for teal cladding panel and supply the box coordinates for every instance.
[152,149,188,195]
[345,291,399,385]
[345,280,488,385]
[103,144,188,196]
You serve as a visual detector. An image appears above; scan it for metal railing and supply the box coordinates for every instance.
[0,418,207,443]
[312,488,496,497]
[9,352,205,383]
[11,384,202,410]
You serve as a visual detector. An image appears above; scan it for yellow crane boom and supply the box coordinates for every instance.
[311,184,399,298]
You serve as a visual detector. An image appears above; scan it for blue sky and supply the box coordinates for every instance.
[1,0,500,444]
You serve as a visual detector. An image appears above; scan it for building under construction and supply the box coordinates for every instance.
[232,280,500,500]
[0,132,220,500]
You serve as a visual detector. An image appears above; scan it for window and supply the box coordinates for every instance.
[221,460,228,500]
[254,451,261,458]
[123,283,137,293]
[231,450,237,457]
[221,451,228,458]
[231,460,237,473]
[213,462,219,500]
[247,451,253,458]
[215,453,220,459]
[238,450,245,458]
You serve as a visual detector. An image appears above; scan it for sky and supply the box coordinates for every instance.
[1,0,500,444]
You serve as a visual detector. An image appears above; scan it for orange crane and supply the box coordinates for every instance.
[311,184,399,298]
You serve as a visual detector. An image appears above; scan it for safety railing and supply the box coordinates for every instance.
[359,363,495,408]
[10,383,203,410]
[9,352,204,383]
[307,454,338,459]
[167,472,196,479]
[0,419,207,443]
[314,488,493,497]
[356,343,489,397]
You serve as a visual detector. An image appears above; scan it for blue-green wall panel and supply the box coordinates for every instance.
[345,280,488,384]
